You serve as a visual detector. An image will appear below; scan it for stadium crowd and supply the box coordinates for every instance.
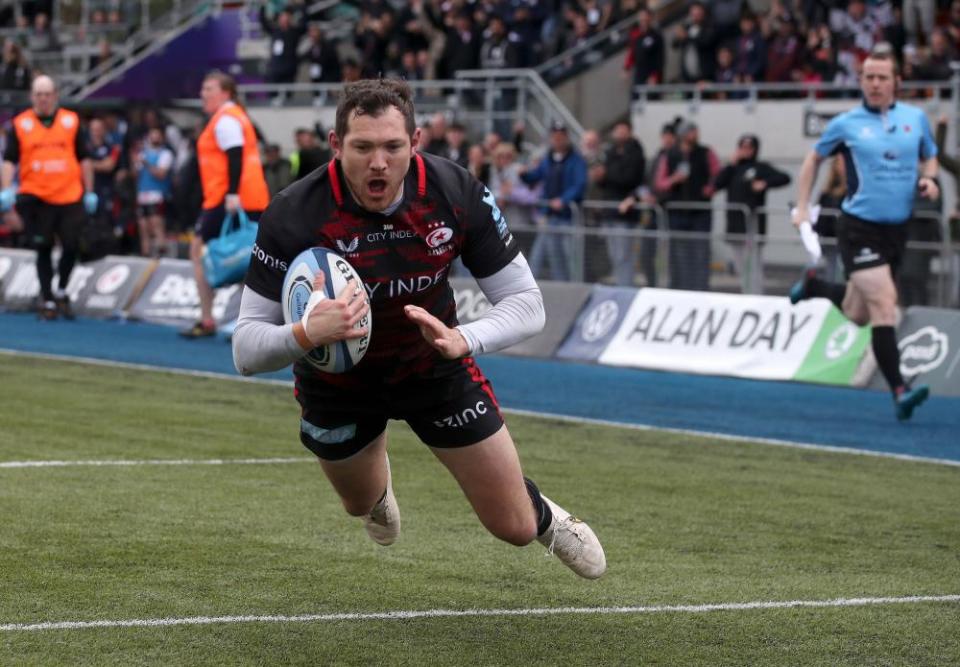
[626,0,960,93]
[0,0,957,307]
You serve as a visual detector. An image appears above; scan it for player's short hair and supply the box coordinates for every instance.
[204,70,237,100]
[335,78,416,140]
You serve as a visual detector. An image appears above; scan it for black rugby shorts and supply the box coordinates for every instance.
[295,357,504,460]
[837,212,908,279]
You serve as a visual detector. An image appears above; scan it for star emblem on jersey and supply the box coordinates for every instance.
[425,222,453,249]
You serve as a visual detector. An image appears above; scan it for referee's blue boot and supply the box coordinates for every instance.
[789,269,815,305]
[895,385,929,422]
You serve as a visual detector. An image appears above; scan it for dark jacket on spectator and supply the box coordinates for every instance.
[765,32,801,82]
[674,19,716,82]
[480,32,521,70]
[600,138,646,221]
[304,36,341,83]
[734,27,766,81]
[660,144,717,202]
[625,25,664,85]
[260,6,306,82]
[1,62,30,90]
[714,158,790,235]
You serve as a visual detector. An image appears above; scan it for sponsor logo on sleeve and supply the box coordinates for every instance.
[482,187,513,244]
[251,243,289,272]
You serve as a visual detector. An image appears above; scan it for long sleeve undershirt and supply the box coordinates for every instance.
[232,253,545,376]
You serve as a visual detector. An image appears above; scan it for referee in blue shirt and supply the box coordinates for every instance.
[790,45,939,421]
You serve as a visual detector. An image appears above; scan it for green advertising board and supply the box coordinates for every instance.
[793,306,872,385]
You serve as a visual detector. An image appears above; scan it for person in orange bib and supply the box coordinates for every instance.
[181,70,270,338]
[0,75,96,320]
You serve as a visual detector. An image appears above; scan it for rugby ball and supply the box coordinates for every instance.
[281,247,372,373]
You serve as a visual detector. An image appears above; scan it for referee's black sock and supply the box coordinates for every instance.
[872,325,905,395]
[806,275,847,311]
[524,477,553,537]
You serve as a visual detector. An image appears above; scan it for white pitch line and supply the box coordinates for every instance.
[0,457,313,469]
[503,408,960,468]
[3,348,959,469]
[3,595,958,632]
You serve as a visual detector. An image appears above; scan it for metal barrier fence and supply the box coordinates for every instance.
[500,199,959,308]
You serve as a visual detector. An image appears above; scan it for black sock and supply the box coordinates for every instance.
[35,246,55,302]
[872,326,905,395]
[57,248,77,293]
[524,477,553,536]
[806,275,847,310]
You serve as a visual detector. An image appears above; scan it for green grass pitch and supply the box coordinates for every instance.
[1,354,958,665]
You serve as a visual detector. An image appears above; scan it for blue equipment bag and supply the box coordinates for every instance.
[201,210,258,288]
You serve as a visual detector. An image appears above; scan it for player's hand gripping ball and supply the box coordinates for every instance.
[282,247,372,373]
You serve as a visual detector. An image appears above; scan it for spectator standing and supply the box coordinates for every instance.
[655,121,719,291]
[260,2,307,103]
[134,127,175,257]
[520,121,587,281]
[489,142,539,230]
[467,144,490,184]
[423,113,448,155]
[87,117,121,231]
[439,12,481,78]
[765,14,802,84]
[443,123,471,169]
[263,143,293,196]
[302,24,341,105]
[27,12,59,53]
[1,40,30,91]
[673,1,716,84]
[733,12,766,84]
[713,134,791,294]
[290,127,331,181]
[623,7,664,96]
[597,121,645,286]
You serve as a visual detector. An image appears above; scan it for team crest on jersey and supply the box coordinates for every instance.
[60,114,76,129]
[904,125,911,133]
[423,221,454,256]
[335,237,360,254]
[425,225,453,248]
[19,117,34,132]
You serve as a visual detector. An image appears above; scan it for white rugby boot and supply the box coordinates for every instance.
[537,495,606,579]
[363,455,400,546]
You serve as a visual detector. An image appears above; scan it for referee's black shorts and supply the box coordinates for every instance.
[294,357,505,461]
[837,212,908,279]
[16,194,85,250]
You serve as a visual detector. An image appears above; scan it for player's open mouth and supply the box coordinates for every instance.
[368,179,387,195]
